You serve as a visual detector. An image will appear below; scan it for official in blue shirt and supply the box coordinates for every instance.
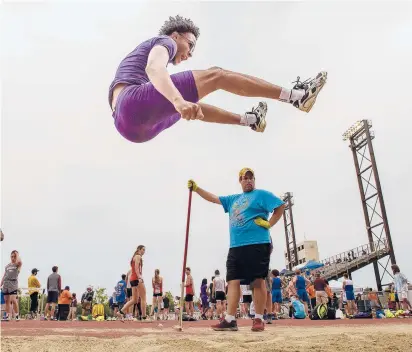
[188,167,285,332]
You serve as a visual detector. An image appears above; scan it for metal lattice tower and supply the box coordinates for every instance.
[282,192,298,271]
[343,120,396,290]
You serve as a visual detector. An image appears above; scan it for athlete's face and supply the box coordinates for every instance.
[240,172,255,192]
[173,32,196,65]
[139,247,146,256]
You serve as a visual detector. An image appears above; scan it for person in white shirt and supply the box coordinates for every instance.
[241,282,252,318]
[213,270,227,318]
[392,264,411,311]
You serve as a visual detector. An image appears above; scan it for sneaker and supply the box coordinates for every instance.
[248,101,268,132]
[116,310,126,323]
[290,71,328,113]
[251,318,265,332]
[211,319,239,331]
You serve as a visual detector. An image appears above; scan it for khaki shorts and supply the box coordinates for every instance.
[315,290,329,305]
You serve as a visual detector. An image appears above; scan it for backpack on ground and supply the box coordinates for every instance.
[353,311,373,319]
[310,303,328,320]
[327,307,336,320]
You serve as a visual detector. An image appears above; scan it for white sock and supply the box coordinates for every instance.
[279,88,304,102]
[225,314,235,323]
[240,113,257,126]
[255,313,263,320]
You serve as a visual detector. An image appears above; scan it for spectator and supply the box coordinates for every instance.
[313,272,329,305]
[58,286,72,320]
[391,264,411,311]
[28,268,41,318]
[332,293,339,309]
[163,294,170,319]
[1,250,22,321]
[68,293,78,321]
[115,274,127,313]
[81,286,94,315]
[44,266,61,320]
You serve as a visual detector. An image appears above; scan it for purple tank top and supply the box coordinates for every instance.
[201,284,207,297]
[108,36,177,108]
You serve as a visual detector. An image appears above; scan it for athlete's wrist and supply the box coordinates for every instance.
[172,96,185,105]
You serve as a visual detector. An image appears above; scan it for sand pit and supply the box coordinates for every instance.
[1,320,412,352]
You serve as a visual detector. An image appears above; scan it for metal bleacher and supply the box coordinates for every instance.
[318,239,390,281]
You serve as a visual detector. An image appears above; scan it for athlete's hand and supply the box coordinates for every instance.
[188,179,198,192]
[254,217,271,229]
[174,98,204,121]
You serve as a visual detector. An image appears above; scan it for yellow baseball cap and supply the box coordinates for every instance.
[239,167,255,178]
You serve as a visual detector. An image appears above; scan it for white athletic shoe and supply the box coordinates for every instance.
[248,101,268,132]
[290,71,328,113]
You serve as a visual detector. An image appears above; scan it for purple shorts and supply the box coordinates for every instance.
[113,70,199,143]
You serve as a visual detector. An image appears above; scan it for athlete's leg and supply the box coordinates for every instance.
[138,283,147,319]
[119,287,139,318]
[216,300,222,316]
[193,67,281,100]
[226,280,241,317]
[198,103,241,124]
[150,297,155,316]
[4,295,11,319]
[192,67,327,112]
[157,296,162,318]
[252,279,266,316]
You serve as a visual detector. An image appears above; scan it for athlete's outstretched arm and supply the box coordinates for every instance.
[146,46,184,106]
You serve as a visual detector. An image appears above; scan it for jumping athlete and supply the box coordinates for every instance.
[109,15,328,143]
[188,167,285,331]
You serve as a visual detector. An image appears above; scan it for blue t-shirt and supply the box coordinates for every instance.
[219,189,284,248]
[115,280,127,302]
[292,298,306,319]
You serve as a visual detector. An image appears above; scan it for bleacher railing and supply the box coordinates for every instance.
[318,239,390,280]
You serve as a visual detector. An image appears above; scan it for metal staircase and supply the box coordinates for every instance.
[318,240,391,282]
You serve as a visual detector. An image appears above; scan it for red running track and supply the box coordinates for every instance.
[1,318,411,338]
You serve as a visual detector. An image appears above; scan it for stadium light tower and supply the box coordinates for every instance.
[343,120,396,291]
[282,192,298,271]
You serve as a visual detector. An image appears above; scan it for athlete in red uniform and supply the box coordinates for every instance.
[118,245,149,321]
[184,267,195,318]
[151,269,163,319]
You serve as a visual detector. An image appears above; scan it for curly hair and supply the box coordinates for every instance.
[159,15,200,39]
